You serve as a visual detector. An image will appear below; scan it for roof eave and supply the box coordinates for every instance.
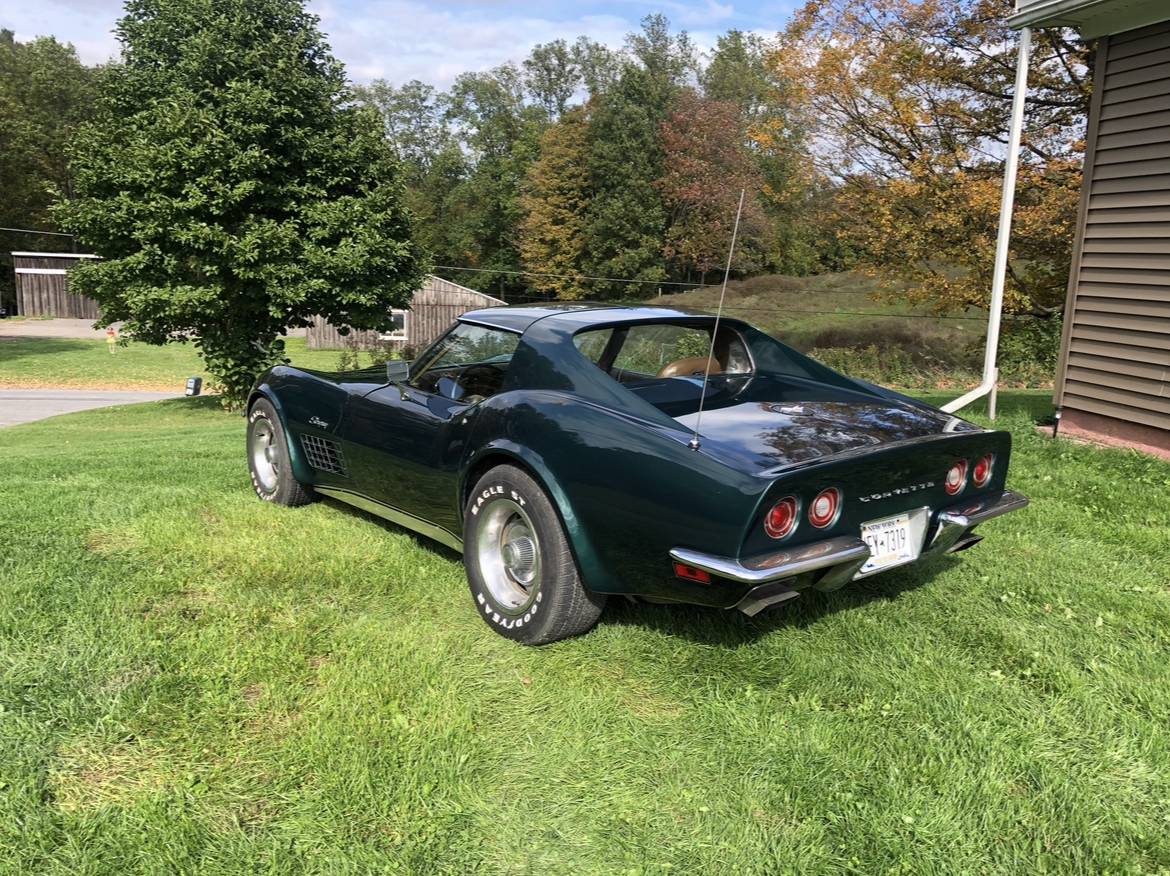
[1009,0,1168,37]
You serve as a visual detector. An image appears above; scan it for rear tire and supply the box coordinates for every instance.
[464,464,605,645]
[247,399,313,507]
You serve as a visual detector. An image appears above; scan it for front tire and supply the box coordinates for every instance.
[247,399,313,507]
[464,465,605,645]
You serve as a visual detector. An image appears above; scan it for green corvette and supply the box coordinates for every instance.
[246,305,1028,644]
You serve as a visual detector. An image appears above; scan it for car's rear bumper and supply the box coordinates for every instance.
[669,489,1029,615]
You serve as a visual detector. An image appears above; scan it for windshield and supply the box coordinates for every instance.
[409,322,520,403]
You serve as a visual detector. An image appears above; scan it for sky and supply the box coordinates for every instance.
[3,0,797,89]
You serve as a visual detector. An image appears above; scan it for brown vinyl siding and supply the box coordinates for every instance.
[1055,19,1170,436]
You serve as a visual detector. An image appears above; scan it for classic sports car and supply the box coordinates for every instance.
[246,305,1027,644]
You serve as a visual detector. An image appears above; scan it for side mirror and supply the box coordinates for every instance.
[385,359,410,385]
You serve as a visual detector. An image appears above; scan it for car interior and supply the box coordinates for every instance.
[569,321,759,415]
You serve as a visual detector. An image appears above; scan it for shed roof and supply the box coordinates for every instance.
[10,251,99,259]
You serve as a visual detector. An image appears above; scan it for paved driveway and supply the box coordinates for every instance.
[0,389,180,428]
[0,318,305,340]
[0,318,111,340]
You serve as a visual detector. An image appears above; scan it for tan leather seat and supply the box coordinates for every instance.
[657,356,722,379]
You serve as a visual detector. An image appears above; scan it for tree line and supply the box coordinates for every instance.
[1,0,1090,399]
[350,17,835,301]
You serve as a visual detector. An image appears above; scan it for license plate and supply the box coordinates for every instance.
[858,510,926,576]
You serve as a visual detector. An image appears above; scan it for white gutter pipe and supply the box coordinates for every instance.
[941,26,1032,420]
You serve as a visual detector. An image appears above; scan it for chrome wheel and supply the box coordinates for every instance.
[250,418,280,492]
[476,499,542,612]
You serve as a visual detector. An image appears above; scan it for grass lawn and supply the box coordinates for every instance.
[2,391,1169,873]
[0,335,342,391]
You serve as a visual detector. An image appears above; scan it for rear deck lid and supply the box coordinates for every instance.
[674,397,978,471]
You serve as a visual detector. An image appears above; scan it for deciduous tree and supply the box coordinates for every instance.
[55,0,424,403]
[658,91,764,281]
[523,40,581,119]
[705,30,820,275]
[0,31,95,308]
[581,16,696,298]
[775,0,1090,315]
[518,108,592,299]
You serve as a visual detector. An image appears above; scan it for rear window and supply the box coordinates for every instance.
[573,322,752,380]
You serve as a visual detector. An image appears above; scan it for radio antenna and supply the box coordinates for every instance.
[689,187,746,451]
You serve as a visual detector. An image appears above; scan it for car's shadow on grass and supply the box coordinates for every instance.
[317,495,464,563]
[600,555,963,646]
[314,493,962,647]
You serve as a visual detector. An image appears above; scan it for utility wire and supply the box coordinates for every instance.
[499,293,988,321]
[435,262,933,296]
[433,263,712,288]
[0,226,74,237]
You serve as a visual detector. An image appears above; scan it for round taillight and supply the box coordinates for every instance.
[808,487,841,528]
[972,453,993,488]
[764,496,799,540]
[945,459,968,495]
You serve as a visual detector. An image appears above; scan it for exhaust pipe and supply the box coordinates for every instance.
[947,533,984,554]
[734,581,800,617]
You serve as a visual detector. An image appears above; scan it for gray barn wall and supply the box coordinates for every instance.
[1055,19,1170,441]
[13,253,101,318]
[306,276,504,352]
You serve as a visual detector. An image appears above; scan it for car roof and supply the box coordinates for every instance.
[457,303,735,334]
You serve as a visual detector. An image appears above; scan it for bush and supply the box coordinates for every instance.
[996,316,1063,375]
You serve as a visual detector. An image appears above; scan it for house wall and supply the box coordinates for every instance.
[1054,19,1170,446]
[306,275,504,352]
[12,253,101,318]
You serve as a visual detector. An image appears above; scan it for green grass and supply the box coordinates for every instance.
[0,336,343,391]
[3,393,1170,874]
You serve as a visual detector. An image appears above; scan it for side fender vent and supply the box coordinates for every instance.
[300,434,348,476]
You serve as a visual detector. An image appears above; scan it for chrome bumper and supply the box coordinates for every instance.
[926,489,1029,554]
[669,488,1029,615]
[670,536,872,588]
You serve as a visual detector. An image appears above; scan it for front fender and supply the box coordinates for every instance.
[247,383,314,485]
[460,440,620,594]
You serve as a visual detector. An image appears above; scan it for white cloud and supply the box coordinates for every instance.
[312,0,632,87]
[4,0,786,89]
[5,0,122,64]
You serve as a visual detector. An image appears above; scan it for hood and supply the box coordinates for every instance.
[674,399,977,471]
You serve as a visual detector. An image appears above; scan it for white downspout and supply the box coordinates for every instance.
[941,25,1032,419]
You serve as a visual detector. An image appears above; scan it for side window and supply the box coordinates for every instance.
[611,325,711,376]
[409,323,520,403]
[573,323,752,381]
[573,328,612,365]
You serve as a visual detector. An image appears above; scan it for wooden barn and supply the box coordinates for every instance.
[996,0,1170,458]
[11,251,102,318]
[307,275,504,352]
